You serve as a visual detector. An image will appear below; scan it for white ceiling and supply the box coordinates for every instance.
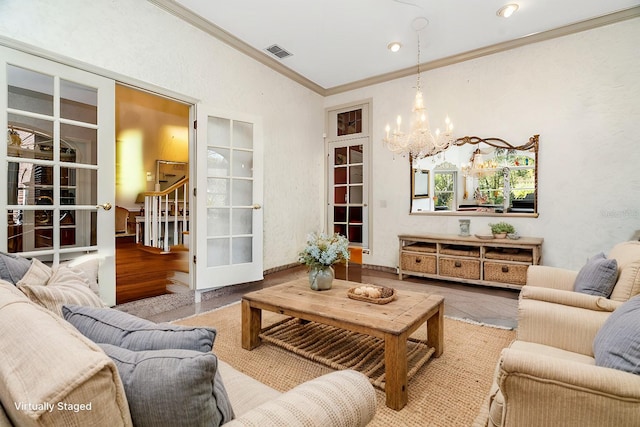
[167,0,639,91]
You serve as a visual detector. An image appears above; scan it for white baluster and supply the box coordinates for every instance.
[152,195,159,248]
[164,194,169,251]
[173,187,179,247]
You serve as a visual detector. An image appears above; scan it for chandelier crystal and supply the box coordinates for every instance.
[383,32,454,159]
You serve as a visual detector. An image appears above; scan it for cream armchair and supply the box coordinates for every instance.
[473,241,640,427]
[525,241,640,300]
[518,241,640,354]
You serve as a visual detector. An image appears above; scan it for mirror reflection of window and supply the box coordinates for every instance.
[434,171,456,211]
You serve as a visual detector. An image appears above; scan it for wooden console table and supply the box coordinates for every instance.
[398,233,543,290]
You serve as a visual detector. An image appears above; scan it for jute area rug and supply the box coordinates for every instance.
[259,317,435,391]
[174,302,515,427]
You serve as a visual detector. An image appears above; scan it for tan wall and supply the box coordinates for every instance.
[115,85,189,210]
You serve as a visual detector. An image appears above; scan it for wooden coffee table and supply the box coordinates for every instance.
[241,278,444,410]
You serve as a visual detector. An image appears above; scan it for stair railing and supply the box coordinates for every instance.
[137,178,189,252]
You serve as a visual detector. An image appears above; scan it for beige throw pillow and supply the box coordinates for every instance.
[610,260,640,302]
[17,259,106,316]
[18,258,52,285]
[63,254,102,295]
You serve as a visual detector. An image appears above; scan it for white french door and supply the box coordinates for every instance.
[0,46,116,305]
[195,107,263,290]
[326,102,370,249]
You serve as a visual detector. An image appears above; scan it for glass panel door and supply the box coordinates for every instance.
[331,144,366,244]
[326,102,370,249]
[1,46,116,304]
[196,108,263,290]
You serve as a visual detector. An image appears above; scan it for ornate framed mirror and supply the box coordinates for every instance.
[156,160,188,191]
[410,135,539,217]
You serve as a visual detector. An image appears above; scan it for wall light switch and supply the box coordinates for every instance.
[146,172,154,182]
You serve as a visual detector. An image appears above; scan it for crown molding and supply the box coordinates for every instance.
[0,35,199,105]
[150,1,640,97]
[325,6,640,96]
[148,0,325,95]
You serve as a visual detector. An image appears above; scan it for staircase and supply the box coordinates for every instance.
[115,178,191,304]
[136,178,189,252]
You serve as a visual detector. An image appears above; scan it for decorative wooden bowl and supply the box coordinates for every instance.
[474,234,495,240]
[347,285,396,304]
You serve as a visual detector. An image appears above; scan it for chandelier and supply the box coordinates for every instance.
[383,31,454,159]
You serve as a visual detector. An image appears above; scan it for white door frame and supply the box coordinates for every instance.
[325,100,372,251]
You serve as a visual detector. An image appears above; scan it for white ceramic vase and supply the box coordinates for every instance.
[309,266,334,291]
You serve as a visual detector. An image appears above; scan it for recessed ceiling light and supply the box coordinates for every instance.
[497,3,519,18]
[387,42,402,53]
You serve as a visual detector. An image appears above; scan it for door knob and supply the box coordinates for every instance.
[97,202,112,211]
[252,204,262,210]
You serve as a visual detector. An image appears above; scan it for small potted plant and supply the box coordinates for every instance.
[489,222,515,239]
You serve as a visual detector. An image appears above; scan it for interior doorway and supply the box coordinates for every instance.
[114,84,191,304]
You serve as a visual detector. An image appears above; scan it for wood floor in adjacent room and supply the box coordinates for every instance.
[115,266,520,329]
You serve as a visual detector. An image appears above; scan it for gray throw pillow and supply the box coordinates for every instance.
[99,343,234,427]
[62,305,216,352]
[0,252,32,285]
[574,252,618,297]
[593,295,640,374]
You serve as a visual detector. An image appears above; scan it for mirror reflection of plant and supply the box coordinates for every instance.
[509,166,535,200]
[477,163,535,203]
[477,174,504,204]
[435,193,453,208]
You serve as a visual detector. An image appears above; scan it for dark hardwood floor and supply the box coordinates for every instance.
[115,265,520,329]
[115,236,189,304]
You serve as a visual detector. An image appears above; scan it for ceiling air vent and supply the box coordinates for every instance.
[265,44,292,59]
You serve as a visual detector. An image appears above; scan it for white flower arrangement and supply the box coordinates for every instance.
[298,232,350,269]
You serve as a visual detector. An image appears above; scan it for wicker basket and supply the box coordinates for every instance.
[403,243,436,253]
[401,253,437,274]
[439,257,480,280]
[347,286,396,304]
[484,248,533,263]
[484,262,529,285]
[440,245,480,257]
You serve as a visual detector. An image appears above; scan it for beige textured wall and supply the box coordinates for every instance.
[0,0,325,272]
[325,17,640,270]
[1,1,638,273]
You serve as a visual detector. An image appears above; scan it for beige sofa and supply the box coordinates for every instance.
[0,280,376,427]
[474,241,640,427]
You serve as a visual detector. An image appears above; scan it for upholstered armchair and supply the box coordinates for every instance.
[518,241,640,351]
[473,241,640,427]
[524,241,640,299]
